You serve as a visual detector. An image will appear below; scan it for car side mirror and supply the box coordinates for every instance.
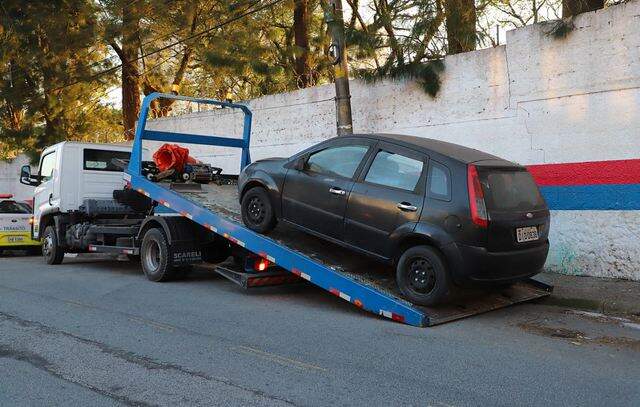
[293,156,307,171]
[19,165,40,186]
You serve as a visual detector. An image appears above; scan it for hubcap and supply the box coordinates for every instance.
[407,257,436,294]
[247,196,265,224]
[43,234,53,258]
[143,240,161,272]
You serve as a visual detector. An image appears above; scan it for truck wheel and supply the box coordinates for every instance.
[396,245,450,306]
[241,187,276,233]
[43,225,64,265]
[141,228,176,282]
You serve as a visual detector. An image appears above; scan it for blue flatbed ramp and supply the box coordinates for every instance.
[125,93,552,327]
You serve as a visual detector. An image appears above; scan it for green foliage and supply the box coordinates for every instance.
[546,18,575,39]
[0,0,119,160]
[355,60,445,97]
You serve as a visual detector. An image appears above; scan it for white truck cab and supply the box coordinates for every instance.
[20,140,223,270]
[21,142,134,239]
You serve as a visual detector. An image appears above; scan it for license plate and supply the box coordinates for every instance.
[516,226,539,243]
[8,236,24,243]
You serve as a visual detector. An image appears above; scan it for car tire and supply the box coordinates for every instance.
[43,225,64,265]
[141,228,176,282]
[396,245,450,306]
[241,187,277,233]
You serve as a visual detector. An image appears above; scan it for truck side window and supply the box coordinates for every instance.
[364,150,424,192]
[39,152,57,182]
[306,145,369,179]
[83,149,131,172]
[428,161,451,201]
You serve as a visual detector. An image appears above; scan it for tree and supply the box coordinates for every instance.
[105,0,144,140]
[344,0,446,95]
[444,0,477,54]
[562,0,603,17]
[0,0,119,160]
[294,0,314,87]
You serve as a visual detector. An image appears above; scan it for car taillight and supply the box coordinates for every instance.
[28,216,35,225]
[467,165,488,228]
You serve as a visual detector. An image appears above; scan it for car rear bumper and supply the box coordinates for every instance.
[443,241,549,284]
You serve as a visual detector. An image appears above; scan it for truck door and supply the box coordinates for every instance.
[344,143,427,259]
[281,140,373,241]
[32,149,58,239]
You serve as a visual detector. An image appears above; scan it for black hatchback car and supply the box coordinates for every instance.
[238,134,550,306]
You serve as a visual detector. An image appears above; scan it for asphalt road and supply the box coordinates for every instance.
[1,254,639,407]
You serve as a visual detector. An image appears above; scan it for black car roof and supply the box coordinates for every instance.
[351,133,511,165]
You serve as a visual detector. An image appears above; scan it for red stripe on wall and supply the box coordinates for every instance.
[526,159,640,186]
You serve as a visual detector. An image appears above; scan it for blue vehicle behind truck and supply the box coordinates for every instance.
[22,93,552,327]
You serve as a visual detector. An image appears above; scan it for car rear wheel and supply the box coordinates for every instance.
[396,245,450,306]
[241,186,277,233]
[141,228,176,282]
[43,225,64,265]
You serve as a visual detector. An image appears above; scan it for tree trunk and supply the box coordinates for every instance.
[444,0,477,54]
[562,0,604,18]
[293,0,312,87]
[121,0,141,140]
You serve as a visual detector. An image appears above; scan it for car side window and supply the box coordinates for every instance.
[428,161,451,201]
[364,150,424,191]
[39,151,57,182]
[306,145,369,178]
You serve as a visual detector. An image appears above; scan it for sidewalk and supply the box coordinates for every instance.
[538,272,640,317]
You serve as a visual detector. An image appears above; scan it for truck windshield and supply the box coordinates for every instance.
[0,200,30,214]
[83,149,131,172]
[479,168,546,211]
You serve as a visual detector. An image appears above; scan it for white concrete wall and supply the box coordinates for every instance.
[1,1,638,279]
[0,155,31,201]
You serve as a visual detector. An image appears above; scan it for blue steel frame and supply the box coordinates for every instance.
[126,93,427,327]
[128,92,252,176]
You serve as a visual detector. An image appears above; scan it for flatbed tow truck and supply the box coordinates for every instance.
[29,93,553,327]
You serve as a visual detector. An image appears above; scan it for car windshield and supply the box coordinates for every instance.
[479,168,546,211]
[0,200,31,214]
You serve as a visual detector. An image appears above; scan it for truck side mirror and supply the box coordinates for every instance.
[19,165,40,186]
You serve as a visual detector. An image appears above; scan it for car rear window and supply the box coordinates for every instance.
[0,200,30,214]
[479,169,546,211]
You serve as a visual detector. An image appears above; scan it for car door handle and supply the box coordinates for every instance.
[329,187,346,196]
[397,202,417,212]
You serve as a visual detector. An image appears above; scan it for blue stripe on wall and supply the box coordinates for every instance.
[539,184,640,210]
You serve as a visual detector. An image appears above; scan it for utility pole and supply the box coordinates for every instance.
[325,0,353,135]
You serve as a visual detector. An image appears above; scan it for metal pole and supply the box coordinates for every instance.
[325,0,353,135]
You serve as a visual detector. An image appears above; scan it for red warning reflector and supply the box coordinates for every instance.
[391,313,405,322]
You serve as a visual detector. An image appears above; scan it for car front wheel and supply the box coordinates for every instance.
[396,245,450,306]
[241,186,277,233]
